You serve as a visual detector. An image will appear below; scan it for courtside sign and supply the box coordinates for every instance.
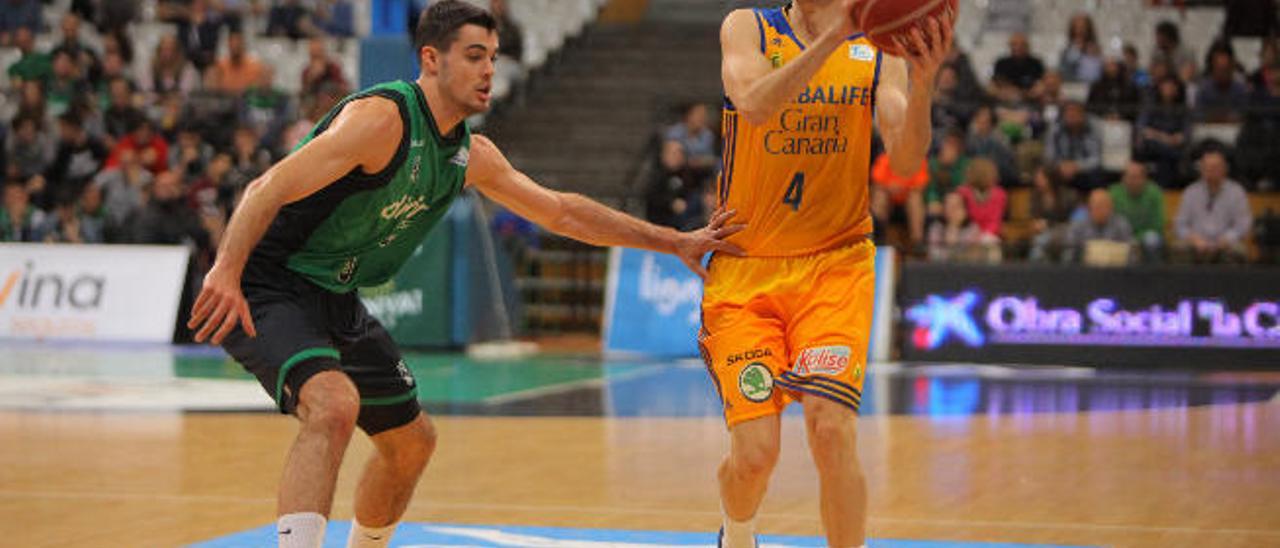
[0,243,189,342]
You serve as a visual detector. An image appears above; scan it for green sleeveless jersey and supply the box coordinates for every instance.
[251,80,471,293]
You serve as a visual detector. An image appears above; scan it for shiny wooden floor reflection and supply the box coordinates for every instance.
[2,402,1278,547]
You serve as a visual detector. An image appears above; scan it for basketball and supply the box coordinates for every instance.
[856,0,958,57]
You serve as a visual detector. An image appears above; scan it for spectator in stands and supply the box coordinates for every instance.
[129,170,214,251]
[1124,44,1150,90]
[870,154,928,247]
[1248,39,1278,91]
[1060,13,1103,84]
[1224,0,1277,38]
[52,13,101,84]
[1174,150,1253,263]
[1239,60,1280,190]
[1,178,46,241]
[315,0,355,38]
[967,105,1019,186]
[932,66,976,136]
[926,130,971,218]
[647,139,708,231]
[0,0,42,48]
[1063,189,1133,264]
[664,103,718,176]
[1087,57,1142,121]
[943,47,985,105]
[107,115,169,174]
[142,35,201,98]
[94,147,151,236]
[1151,21,1194,70]
[241,67,292,151]
[1028,166,1079,262]
[1045,101,1103,191]
[490,0,526,100]
[43,110,107,209]
[956,158,1007,238]
[47,50,92,119]
[16,79,49,124]
[1140,59,1176,105]
[1196,47,1249,123]
[102,77,142,144]
[226,126,272,193]
[993,33,1045,96]
[492,0,525,62]
[6,27,51,88]
[77,182,108,241]
[40,187,103,244]
[212,31,266,95]
[1136,76,1190,188]
[5,113,53,184]
[169,123,214,180]
[1108,161,1165,262]
[268,0,315,40]
[187,152,230,219]
[301,38,349,96]
[84,0,139,37]
[928,192,1000,263]
[175,0,228,71]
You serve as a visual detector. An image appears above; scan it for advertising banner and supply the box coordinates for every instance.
[603,247,896,359]
[0,244,190,342]
[899,263,1280,367]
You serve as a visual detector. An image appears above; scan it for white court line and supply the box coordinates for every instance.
[480,367,665,405]
[2,490,1278,536]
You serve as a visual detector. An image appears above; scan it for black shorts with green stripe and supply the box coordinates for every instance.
[221,258,421,435]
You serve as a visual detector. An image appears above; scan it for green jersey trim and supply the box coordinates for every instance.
[276,347,341,406]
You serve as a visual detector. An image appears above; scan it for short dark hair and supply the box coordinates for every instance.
[414,0,497,53]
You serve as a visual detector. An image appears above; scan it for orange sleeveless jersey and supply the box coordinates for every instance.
[719,6,882,257]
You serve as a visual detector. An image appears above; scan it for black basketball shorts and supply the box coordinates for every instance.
[220,259,421,435]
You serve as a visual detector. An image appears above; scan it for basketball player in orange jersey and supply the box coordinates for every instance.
[706,1,952,546]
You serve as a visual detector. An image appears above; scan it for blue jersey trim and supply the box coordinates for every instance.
[762,7,805,51]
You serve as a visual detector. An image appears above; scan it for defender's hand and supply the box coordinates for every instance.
[674,208,747,279]
[188,264,257,345]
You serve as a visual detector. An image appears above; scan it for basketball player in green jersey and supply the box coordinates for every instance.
[186,3,744,547]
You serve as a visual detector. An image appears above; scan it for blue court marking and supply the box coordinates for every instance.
[190,521,1092,547]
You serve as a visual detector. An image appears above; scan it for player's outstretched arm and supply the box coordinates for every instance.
[466,135,745,278]
[188,98,403,344]
[875,13,954,176]
[721,2,855,125]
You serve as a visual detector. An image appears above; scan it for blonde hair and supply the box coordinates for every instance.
[965,157,999,188]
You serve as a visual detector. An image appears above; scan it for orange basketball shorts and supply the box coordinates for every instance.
[699,240,875,428]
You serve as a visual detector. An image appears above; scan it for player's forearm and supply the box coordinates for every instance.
[210,178,284,276]
[551,193,681,254]
[735,32,844,125]
[888,79,934,176]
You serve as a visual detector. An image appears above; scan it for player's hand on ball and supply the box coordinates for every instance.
[676,207,746,279]
[188,265,257,345]
[895,10,955,87]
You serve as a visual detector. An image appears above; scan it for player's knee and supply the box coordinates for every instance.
[390,418,437,475]
[805,406,857,464]
[297,374,360,441]
[732,439,780,479]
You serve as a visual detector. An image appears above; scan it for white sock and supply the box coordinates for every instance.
[721,509,757,548]
[347,520,397,548]
[277,512,326,548]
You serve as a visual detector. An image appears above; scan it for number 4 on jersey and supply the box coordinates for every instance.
[782,172,805,211]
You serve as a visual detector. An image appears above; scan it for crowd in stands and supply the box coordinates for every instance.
[0,0,358,270]
[647,9,1279,266]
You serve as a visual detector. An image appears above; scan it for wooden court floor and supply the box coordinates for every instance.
[2,402,1278,547]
